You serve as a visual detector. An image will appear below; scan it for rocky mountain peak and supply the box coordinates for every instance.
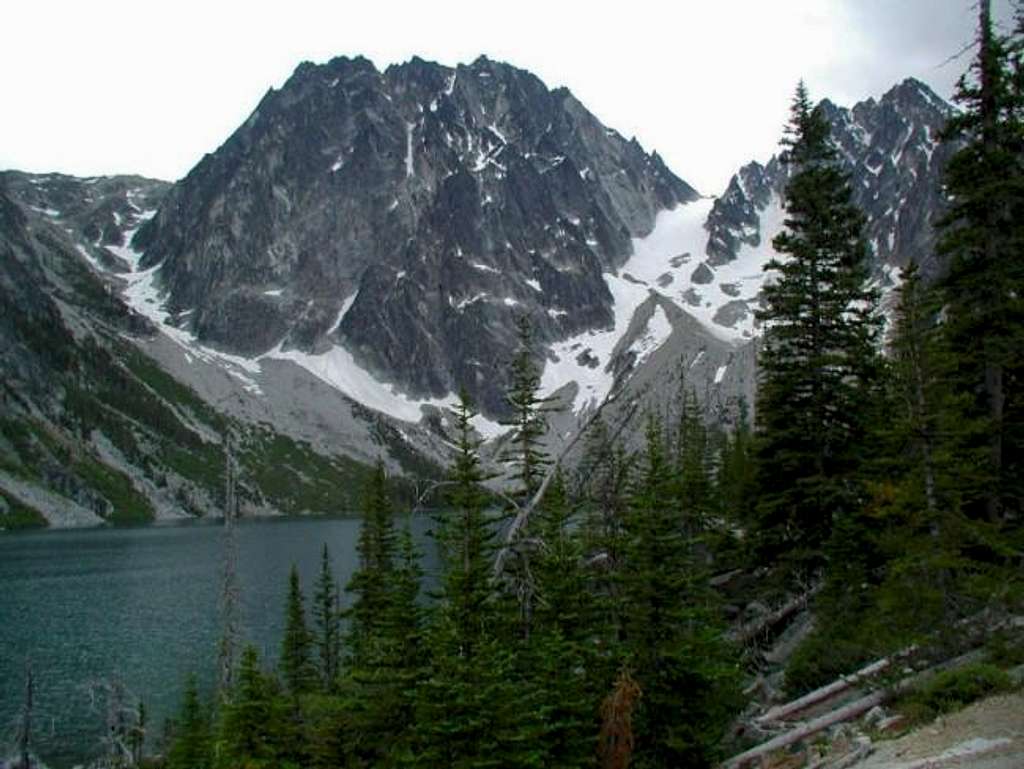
[133,55,697,417]
[687,79,957,342]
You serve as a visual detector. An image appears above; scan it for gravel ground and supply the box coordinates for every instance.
[850,693,1024,769]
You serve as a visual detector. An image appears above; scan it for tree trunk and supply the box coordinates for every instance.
[17,660,32,769]
[978,0,1005,522]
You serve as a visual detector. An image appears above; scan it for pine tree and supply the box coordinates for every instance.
[312,544,341,691]
[280,564,317,696]
[497,314,561,642]
[936,0,1024,524]
[500,314,553,501]
[216,646,276,766]
[529,470,601,768]
[577,414,634,650]
[167,674,210,769]
[717,400,755,530]
[878,265,987,519]
[620,417,742,767]
[674,387,714,536]
[411,391,517,767]
[752,81,882,580]
[345,459,398,667]
[433,390,497,655]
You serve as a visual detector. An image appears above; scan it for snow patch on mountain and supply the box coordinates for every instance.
[266,342,502,437]
[541,198,715,412]
[628,305,673,366]
[102,215,506,434]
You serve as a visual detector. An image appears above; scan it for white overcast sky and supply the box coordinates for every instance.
[1,1,1014,195]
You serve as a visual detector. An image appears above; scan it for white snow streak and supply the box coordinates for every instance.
[405,122,415,178]
[541,199,713,412]
[627,306,673,369]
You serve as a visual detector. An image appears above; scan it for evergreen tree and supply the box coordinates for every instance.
[877,265,987,519]
[577,414,634,649]
[166,675,210,769]
[433,390,497,654]
[280,564,317,696]
[498,315,558,639]
[752,81,882,579]
[216,646,299,768]
[312,544,341,691]
[345,459,399,666]
[936,0,1024,523]
[500,314,553,501]
[673,387,715,535]
[411,391,520,767]
[620,418,742,768]
[717,400,755,530]
[530,470,601,768]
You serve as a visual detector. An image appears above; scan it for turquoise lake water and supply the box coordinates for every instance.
[0,515,434,768]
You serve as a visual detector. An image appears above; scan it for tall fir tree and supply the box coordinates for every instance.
[673,387,715,536]
[218,647,284,765]
[412,391,532,768]
[500,314,553,502]
[529,469,601,768]
[345,458,399,667]
[312,544,341,692]
[935,0,1024,524]
[864,266,996,641]
[620,417,742,768]
[752,81,882,580]
[433,389,497,655]
[280,564,317,696]
[498,314,558,640]
[166,674,210,769]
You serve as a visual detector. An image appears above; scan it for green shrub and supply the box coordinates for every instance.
[896,663,1013,725]
[0,492,49,530]
[985,629,1024,668]
[784,627,876,697]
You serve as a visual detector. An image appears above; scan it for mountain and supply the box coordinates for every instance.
[693,78,955,338]
[132,55,697,417]
[0,171,430,529]
[0,65,960,525]
[545,78,957,456]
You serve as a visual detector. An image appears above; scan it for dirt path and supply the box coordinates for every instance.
[850,693,1024,769]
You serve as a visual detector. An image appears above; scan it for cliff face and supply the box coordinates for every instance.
[692,78,956,341]
[0,172,407,529]
[134,55,697,415]
[0,67,963,524]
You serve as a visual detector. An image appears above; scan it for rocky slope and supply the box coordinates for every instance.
[690,78,955,340]
[541,78,957,455]
[0,68,961,522]
[133,55,697,417]
[0,171,423,530]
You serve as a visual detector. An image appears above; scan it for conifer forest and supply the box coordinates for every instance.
[9,3,1024,769]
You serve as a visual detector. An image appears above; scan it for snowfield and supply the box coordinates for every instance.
[540,195,781,412]
[107,194,783,430]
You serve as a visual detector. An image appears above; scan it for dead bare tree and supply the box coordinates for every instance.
[598,667,642,769]
[13,659,33,769]
[83,677,143,769]
[492,393,640,580]
[217,431,241,700]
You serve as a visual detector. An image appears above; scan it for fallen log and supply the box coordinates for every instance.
[733,585,822,647]
[724,690,886,769]
[722,645,994,769]
[755,652,908,727]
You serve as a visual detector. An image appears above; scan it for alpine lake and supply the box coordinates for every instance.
[0,514,436,768]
